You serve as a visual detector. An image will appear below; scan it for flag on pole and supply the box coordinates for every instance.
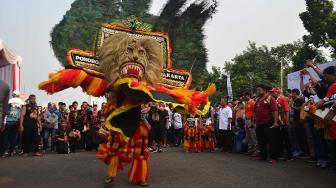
[227,73,233,101]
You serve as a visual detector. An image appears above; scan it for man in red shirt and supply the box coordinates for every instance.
[270,87,292,161]
[244,92,258,156]
[318,66,336,139]
[254,84,279,163]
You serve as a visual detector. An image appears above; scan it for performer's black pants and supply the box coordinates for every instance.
[214,128,221,148]
[84,130,94,151]
[219,129,233,152]
[293,120,310,155]
[280,125,292,159]
[22,122,39,153]
[256,124,280,160]
[173,128,182,146]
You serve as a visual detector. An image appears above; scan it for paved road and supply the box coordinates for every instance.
[0,147,335,188]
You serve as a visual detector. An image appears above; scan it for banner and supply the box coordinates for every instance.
[287,61,336,91]
[227,73,233,101]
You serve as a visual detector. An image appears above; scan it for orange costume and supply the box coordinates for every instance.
[183,118,202,152]
[200,118,215,152]
[39,19,215,186]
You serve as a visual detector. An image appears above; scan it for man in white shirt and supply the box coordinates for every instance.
[218,98,233,152]
[172,108,183,146]
[164,104,173,146]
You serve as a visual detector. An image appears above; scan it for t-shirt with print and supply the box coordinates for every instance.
[255,95,278,125]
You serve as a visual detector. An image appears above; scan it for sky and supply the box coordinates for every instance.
[0,0,332,105]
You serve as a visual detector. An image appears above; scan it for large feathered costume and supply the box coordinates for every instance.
[40,20,215,186]
[40,0,217,186]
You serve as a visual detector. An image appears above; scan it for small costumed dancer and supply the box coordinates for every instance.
[183,116,202,152]
[200,117,215,152]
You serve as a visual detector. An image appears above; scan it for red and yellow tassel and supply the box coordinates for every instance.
[128,121,150,183]
[39,69,107,97]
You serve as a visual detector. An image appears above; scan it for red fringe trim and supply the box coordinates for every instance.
[39,69,107,97]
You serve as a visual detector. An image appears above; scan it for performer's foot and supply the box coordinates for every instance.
[138,181,149,187]
[104,177,114,184]
[33,152,43,157]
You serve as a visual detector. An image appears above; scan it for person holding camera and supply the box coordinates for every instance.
[55,119,70,154]
[42,103,59,152]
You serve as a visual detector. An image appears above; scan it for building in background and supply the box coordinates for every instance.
[0,38,22,95]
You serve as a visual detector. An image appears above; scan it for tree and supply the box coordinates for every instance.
[222,41,325,96]
[290,44,326,71]
[300,0,336,58]
[202,66,227,104]
[223,42,280,96]
[50,0,217,87]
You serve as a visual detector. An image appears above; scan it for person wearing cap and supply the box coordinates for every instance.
[8,90,24,107]
[1,90,24,157]
[270,87,292,161]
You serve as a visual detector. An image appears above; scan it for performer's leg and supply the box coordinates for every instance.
[128,121,150,185]
[97,132,121,184]
[184,128,190,152]
[209,132,215,152]
[197,134,202,152]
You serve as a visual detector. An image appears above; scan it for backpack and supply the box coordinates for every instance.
[6,104,21,122]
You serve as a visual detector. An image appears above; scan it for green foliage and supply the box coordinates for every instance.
[300,0,336,58]
[223,42,279,96]
[221,41,326,96]
[201,66,227,104]
[51,0,123,66]
[50,0,217,88]
[291,44,326,71]
[154,0,217,88]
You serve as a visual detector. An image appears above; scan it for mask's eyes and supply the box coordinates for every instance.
[127,47,133,53]
[138,49,145,55]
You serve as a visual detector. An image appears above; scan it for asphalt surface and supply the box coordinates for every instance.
[0,147,335,188]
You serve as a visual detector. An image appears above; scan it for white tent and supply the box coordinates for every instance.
[0,38,22,92]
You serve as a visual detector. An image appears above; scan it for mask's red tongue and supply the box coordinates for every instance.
[127,68,139,77]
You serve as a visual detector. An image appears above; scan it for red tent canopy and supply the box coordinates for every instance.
[0,39,22,92]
